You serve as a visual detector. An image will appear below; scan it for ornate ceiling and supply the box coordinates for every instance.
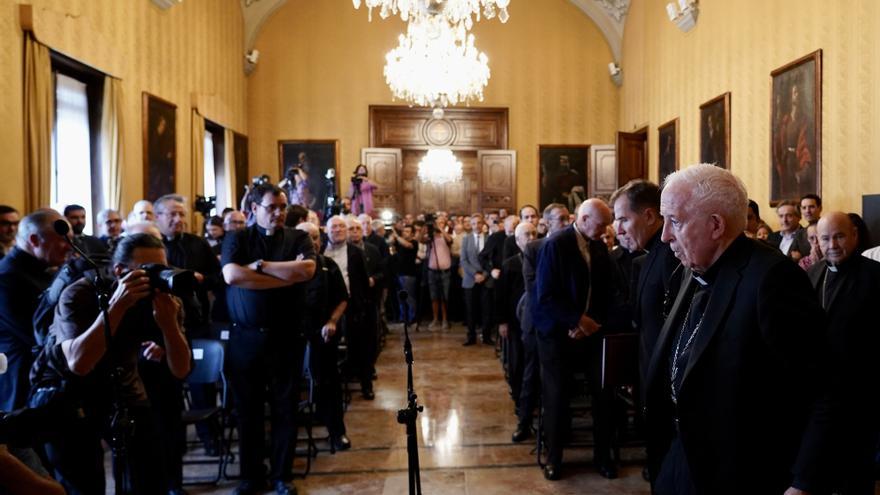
[240,0,630,63]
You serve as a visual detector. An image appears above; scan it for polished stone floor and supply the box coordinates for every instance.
[107,323,651,494]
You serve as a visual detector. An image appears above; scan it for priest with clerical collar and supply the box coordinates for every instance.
[807,211,880,494]
[644,163,832,495]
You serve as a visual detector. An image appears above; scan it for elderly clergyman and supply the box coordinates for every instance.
[645,164,831,494]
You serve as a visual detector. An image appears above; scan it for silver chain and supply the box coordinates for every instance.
[670,289,705,405]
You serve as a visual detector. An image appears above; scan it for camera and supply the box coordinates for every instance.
[285,166,301,182]
[424,213,436,237]
[251,174,272,186]
[140,263,197,297]
[351,175,364,186]
[194,195,216,218]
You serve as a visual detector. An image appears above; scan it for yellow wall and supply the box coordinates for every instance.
[248,0,620,208]
[0,0,247,213]
[621,0,880,223]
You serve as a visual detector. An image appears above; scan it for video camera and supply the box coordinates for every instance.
[194,195,216,218]
[424,213,436,237]
[139,263,197,297]
[251,174,272,186]
[285,166,302,182]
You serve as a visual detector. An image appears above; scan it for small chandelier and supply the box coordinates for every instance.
[352,0,510,30]
[384,14,490,108]
[418,149,463,185]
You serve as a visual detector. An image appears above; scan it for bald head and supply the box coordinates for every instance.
[296,221,321,247]
[514,222,537,251]
[576,198,613,241]
[817,211,858,265]
[327,215,348,246]
[124,221,162,240]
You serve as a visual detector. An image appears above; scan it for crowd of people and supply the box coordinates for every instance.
[0,162,877,495]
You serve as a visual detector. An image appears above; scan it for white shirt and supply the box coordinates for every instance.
[325,242,350,294]
[779,230,796,255]
[473,232,485,252]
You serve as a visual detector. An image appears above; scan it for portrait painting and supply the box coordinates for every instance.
[770,50,822,204]
[658,118,679,184]
[278,140,339,215]
[538,145,589,212]
[142,93,177,201]
[699,92,730,169]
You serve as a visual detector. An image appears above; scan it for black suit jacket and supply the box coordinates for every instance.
[808,256,880,422]
[502,234,520,262]
[767,227,810,259]
[633,231,682,384]
[496,253,524,327]
[645,236,831,493]
[520,236,548,335]
[359,241,384,297]
[344,243,370,317]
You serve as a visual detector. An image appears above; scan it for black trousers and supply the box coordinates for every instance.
[464,284,492,341]
[139,359,185,490]
[654,436,697,495]
[309,336,346,437]
[44,405,165,495]
[345,310,376,393]
[517,328,541,428]
[505,320,524,409]
[536,331,572,467]
[228,326,305,483]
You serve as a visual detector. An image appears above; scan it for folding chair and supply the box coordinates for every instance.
[182,338,228,485]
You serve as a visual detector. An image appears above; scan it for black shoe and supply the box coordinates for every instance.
[482,338,496,345]
[597,462,618,479]
[543,464,561,481]
[232,481,266,495]
[511,426,532,443]
[462,338,477,346]
[362,389,375,400]
[332,434,352,451]
[273,480,298,495]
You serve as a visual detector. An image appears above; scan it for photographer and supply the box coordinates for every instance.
[420,214,453,330]
[38,233,191,495]
[347,165,377,216]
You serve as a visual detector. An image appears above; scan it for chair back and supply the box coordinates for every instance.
[188,338,225,385]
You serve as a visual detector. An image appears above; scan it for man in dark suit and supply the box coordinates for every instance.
[323,216,375,399]
[767,200,810,261]
[348,218,383,385]
[495,222,535,428]
[534,198,619,480]
[808,212,880,495]
[514,203,569,444]
[610,180,682,384]
[63,204,108,257]
[647,164,831,495]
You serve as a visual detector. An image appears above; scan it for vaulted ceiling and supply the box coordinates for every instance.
[240,0,630,63]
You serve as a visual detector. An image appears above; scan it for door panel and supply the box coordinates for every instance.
[617,129,648,187]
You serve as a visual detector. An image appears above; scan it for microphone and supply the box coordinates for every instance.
[53,218,70,236]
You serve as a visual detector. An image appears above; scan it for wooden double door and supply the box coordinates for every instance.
[363,106,516,216]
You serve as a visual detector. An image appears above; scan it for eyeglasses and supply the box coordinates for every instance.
[257,203,285,213]
[0,221,19,228]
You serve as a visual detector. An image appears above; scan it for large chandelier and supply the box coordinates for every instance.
[418,149,463,185]
[352,0,510,30]
[384,14,490,108]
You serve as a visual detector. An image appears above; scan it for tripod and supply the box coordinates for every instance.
[396,291,423,495]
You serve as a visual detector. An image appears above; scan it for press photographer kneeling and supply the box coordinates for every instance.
[34,233,192,495]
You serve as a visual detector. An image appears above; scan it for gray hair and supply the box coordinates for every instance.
[154,194,187,213]
[663,164,748,233]
[97,209,120,224]
[295,222,319,237]
[370,219,385,231]
[16,209,62,247]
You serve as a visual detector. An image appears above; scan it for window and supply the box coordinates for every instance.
[50,52,105,234]
[203,129,217,216]
[204,120,227,214]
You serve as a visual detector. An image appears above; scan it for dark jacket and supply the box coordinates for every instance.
[163,232,222,332]
[767,227,810,259]
[495,253,524,327]
[645,236,832,493]
[0,248,54,411]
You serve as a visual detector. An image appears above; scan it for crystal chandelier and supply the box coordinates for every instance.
[352,0,510,31]
[384,14,490,108]
[418,149,463,185]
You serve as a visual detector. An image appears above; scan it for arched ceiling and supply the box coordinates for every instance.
[240,0,630,63]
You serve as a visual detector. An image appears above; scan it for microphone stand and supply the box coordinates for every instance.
[60,228,133,495]
[396,290,423,495]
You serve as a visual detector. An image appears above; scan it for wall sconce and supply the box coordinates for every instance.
[244,49,260,76]
[666,0,698,32]
[608,62,623,87]
[151,0,183,10]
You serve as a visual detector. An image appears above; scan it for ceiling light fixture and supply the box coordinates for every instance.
[417,149,463,185]
[352,0,510,30]
[384,14,490,108]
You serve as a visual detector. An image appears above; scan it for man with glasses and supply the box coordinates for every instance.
[223,210,247,233]
[153,194,222,493]
[222,183,316,495]
[0,205,20,259]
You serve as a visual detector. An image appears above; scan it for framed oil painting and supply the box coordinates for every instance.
[658,118,679,184]
[278,140,339,214]
[770,49,822,204]
[699,92,731,169]
[142,93,177,201]
[538,145,589,212]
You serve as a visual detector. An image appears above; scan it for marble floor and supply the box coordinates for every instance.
[108,323,652,494]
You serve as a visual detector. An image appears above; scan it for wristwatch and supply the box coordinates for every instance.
[255,259,264,274]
